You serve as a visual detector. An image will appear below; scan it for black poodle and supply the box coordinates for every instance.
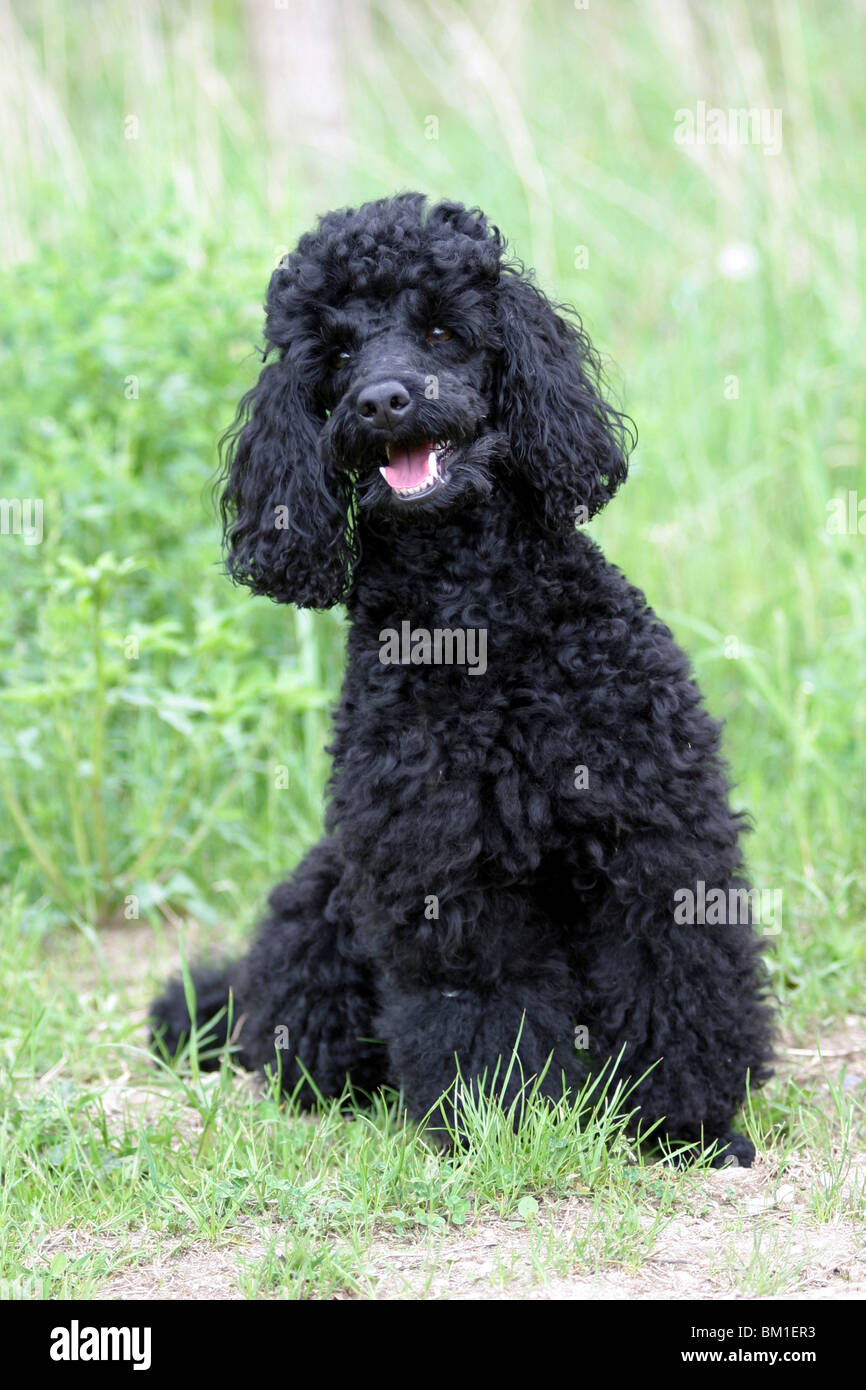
[151,193,774,1166]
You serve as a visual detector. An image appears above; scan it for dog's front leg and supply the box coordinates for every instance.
[375,972,586,1141]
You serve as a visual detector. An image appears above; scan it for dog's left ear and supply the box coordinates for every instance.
[493,269,634,530]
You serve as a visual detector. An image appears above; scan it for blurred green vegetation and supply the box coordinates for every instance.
[0,0,864,1022]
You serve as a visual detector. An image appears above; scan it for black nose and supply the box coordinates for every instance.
[356,380,412,430]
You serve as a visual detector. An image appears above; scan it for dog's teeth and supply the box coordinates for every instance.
[395,472,438,498]
[386,465,444,499]
[379,466,389,481]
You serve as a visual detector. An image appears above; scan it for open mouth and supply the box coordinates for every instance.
[378,440,456,500]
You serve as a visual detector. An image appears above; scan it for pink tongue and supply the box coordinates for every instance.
[382,442,433,489]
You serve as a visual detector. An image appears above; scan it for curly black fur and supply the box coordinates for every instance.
[152,192,774,1166]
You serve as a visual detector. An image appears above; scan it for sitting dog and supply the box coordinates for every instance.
[151,193,774,1165]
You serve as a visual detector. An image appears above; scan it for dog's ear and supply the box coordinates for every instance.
[218,356,355,609]
[493,269,634,530]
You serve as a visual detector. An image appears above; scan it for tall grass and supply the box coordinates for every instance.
[0,0,863,1021]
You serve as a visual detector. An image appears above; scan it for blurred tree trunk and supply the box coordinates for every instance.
[242,0,353,211]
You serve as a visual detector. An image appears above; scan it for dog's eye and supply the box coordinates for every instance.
[329,348,352,370]
[426,326,453,343]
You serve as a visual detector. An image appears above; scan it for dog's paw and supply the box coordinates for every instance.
[419,1124,459,1156]
[661,1127,756,1169]
[710,1130,755,1169]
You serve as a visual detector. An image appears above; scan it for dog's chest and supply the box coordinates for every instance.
[330,651,557,887]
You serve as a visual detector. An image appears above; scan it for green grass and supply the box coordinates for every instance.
[1,890,863,1299]
[0,0,864,1298]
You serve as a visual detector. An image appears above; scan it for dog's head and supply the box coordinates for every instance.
[220,192,634,607]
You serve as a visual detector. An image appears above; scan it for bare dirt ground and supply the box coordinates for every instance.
[39,1146,866,1301]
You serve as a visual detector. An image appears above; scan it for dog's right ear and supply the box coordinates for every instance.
[218,355,355,609]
